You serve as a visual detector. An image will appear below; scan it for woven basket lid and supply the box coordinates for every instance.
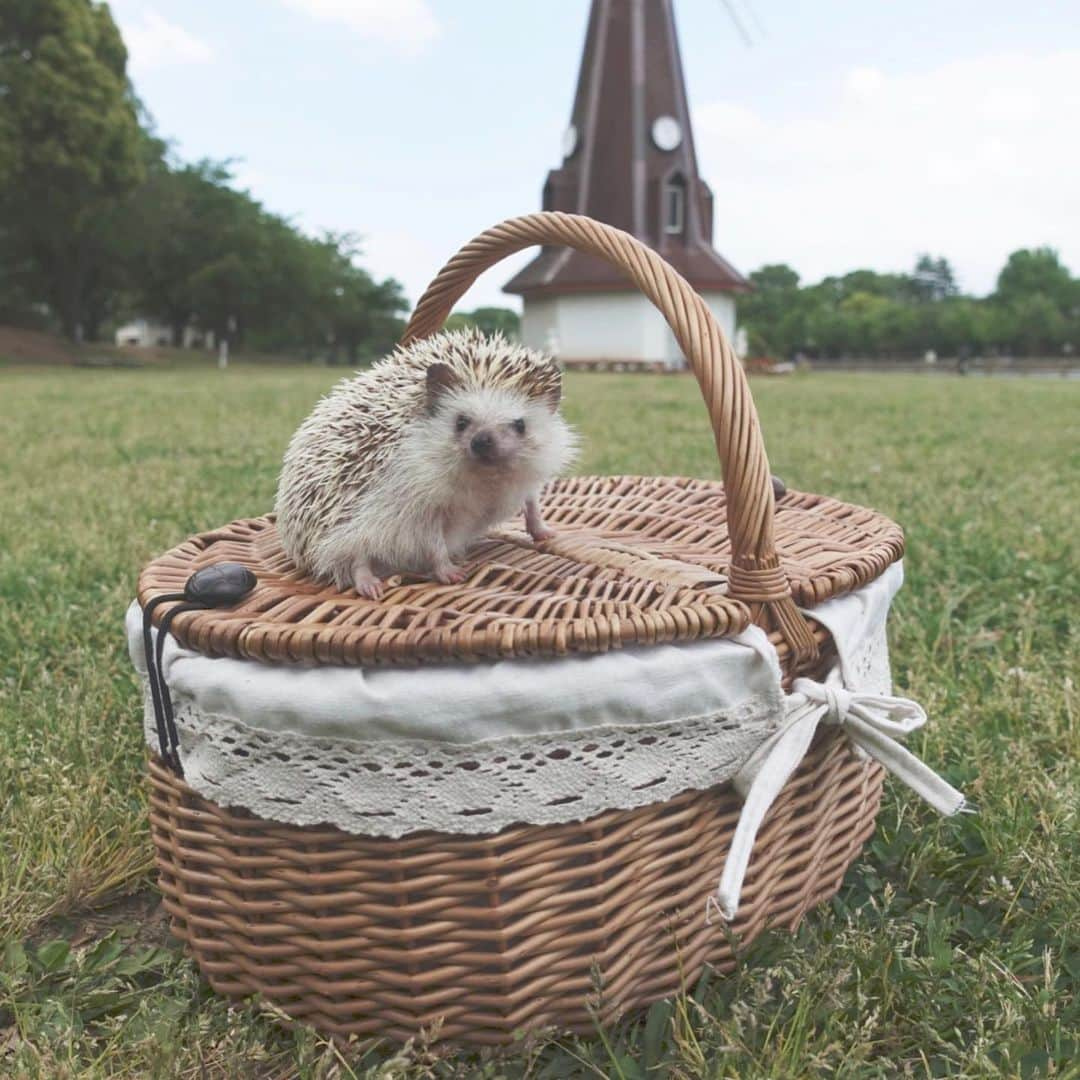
[136,475,902,668]
[137,214,903,673]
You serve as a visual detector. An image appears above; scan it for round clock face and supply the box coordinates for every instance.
[562,124,578,158]
[651,115,682,151]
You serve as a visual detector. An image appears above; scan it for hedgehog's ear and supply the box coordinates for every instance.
[425,362,458,413]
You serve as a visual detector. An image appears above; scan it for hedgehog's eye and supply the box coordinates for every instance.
[512,418,526,436]
[455,415,470,433]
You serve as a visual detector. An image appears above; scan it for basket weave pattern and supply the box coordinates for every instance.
[137,478,901,671]
[149,733,883,1045]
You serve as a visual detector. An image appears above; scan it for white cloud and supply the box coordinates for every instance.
[694,50,1080,293]
[844,66,884,98]
[279,0,440,57]
[122,10,213,74]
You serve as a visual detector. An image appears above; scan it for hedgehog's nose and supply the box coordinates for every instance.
[470,432,495,459]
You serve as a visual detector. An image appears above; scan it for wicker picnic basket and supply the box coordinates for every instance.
[137,213,909,1045]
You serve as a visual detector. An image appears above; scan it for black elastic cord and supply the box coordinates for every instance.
[140,563,257,777]
[155,602,202,773]
[142,593,186,771]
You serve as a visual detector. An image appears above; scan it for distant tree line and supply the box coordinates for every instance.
[0,0,408,359]
[740,249,1080,362]
[444,307,521,339]
[5,3,1070,366]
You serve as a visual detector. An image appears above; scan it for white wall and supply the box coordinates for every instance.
[519,296,562,355]
[521,293,661,363]
[522,290,738,369]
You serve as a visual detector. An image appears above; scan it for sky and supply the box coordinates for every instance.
[110,0,1080,311]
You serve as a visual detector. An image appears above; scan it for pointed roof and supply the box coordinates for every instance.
[505,0,749,298]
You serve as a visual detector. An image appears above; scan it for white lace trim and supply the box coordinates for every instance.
[132,562,904,838]
[141,686,781,836]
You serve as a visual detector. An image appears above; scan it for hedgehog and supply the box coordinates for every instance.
[275,328,577,599]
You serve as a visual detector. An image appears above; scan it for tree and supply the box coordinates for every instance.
[871,300,919,357]
[467,307,520,339]
[122,170,408,359]
[0,0,145,339]
[1003,295,1067,356]
[125,159,249,344]
[185,254,256,347]
[838,291,900,357]
[804,306,848,358]
[933,299,989,355]
[737,264,803,357]
[444,307,521,339]
[330,272,407,362]
[815,269,913,305]
[995,248,1074,313]
[735,248,1078,361]
[749,264,800,293]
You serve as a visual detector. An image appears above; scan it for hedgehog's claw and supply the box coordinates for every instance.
[434,564,466,586]
[353,572,385,600]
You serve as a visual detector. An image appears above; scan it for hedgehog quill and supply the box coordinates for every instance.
[276,329,577,599]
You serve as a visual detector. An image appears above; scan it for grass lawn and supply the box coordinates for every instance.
[0,364,1077,1078]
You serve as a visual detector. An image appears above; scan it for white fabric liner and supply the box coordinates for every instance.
[127,559,966,915]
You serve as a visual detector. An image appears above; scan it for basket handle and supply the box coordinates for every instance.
[401,211,818,665]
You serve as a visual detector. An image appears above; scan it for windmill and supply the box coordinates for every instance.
[503,0,751,370]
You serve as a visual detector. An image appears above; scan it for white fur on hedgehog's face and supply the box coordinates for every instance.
[439,386,557,470]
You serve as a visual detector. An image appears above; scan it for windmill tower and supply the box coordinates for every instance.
[504,0,749,369]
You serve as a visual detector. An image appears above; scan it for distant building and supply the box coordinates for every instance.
[115,318,213,349]
[504,0,748,369]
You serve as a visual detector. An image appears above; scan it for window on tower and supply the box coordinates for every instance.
[664,176,686,235]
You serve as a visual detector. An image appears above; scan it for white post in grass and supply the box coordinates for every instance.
[219,314,236,369]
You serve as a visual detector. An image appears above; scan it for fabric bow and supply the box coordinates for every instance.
[710,673,968,921]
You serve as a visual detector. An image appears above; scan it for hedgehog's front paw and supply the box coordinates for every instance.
[351,560,385,600]
[433,563,466,586]
[354,575,385,600]
[523,497,555,543]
